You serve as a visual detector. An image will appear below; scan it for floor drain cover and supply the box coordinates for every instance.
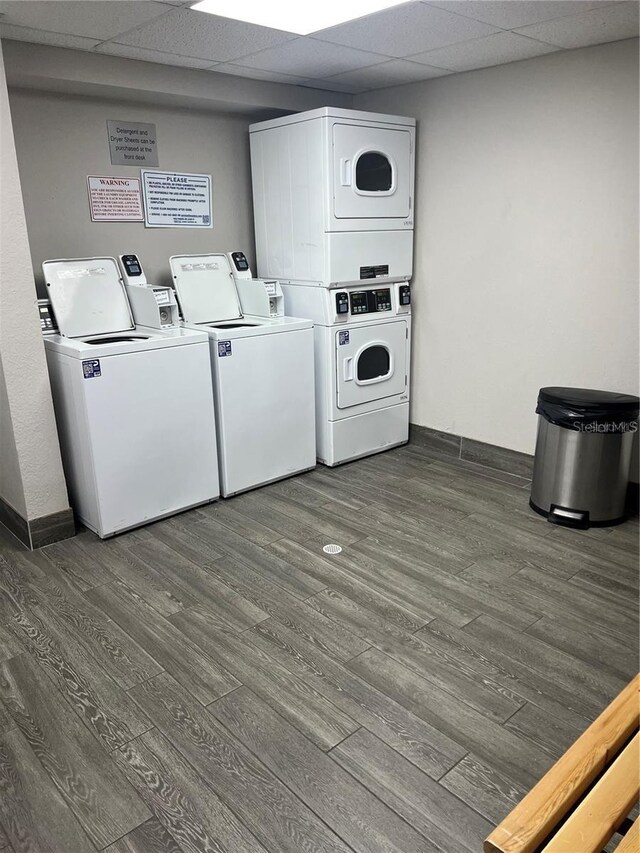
[323,543,343,555]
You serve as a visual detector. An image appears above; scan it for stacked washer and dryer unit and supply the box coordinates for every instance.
[250,107,415,466]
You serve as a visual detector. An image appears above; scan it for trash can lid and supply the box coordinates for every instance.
[538,387,639,414]
[536,387,639,429]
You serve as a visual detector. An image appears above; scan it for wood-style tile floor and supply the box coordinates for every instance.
[0,442,638,852]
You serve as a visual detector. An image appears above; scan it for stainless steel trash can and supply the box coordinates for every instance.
[530,387,639,528]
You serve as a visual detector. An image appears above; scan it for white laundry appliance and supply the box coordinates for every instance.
[41,256,219,538]
[249,107,415,465]
[281,281,411,466]
[250,107,415,285]
[169,253,316,497]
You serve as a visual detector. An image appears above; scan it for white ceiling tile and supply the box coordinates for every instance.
[0,23,100,50]
[424,1,614,31]
[312,1,500,57]
[301,78,367,94]
[95,41,216,68]
[234,38,389,77]
[411,30,559,70]
[514,1,639,47]
[212,64,311,85]
[323,58,452,91]
[112,7,295,62]
[0,1,170,40]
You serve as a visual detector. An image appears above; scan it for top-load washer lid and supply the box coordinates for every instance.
[170,254,242,324]
[42,257,134,338]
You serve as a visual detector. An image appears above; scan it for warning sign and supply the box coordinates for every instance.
[87,176,144,222]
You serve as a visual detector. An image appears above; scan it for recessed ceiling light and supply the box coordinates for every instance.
[190,0,406,35]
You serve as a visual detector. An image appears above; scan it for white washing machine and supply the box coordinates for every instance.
[169,253,316,497]
[281,281,411,466]
[250,107,415,285]
[42,257,219,538]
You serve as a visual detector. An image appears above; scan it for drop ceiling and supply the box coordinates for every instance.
[0,0,637,93]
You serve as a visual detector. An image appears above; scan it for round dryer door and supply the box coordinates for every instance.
[336,321,407,409]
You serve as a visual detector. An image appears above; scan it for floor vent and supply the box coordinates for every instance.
[322,543,343,555]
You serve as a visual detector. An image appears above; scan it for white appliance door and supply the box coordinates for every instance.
[332,123,412,220]
[214,328,316,495]
[336,321,407,409]
[83,342,218,534]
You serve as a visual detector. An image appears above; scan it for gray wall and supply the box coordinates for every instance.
[8,89,257,290]
[355,39,639,462]
[0,40,69,522]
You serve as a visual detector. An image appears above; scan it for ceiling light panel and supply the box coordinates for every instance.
[190,0,407,35]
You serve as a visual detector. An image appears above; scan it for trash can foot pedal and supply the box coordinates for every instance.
[548,504,589,528]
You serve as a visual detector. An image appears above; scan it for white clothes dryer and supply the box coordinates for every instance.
[170,253,316,497]
[42,257,219,538]
[250,107,415,286]
[281,280,411,466]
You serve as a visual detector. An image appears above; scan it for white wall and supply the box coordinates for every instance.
[356,39,639,457]
[0,39,69,521]
[8,89,258,290]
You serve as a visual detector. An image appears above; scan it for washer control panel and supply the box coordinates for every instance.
[335,292,349,314]
[38,299,58,334]
[349,288,392,315]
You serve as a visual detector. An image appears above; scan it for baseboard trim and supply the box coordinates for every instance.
[0,497,31,548]
[409,423,534,478]
[0,498,75,550]
[409,425,640,513]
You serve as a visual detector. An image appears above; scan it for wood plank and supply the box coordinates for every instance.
[615,816,640,853]
[198,498,282,546]
[504,702,585,760]
[249,619,466,778]
[268,537,429,632]
[309,587,525,723]
[311,542,474,626]
[30,590,163,692]
[348,647,553,791]
[0,727,95,853]
[77,538,197,617]
[331,727,492,853]
[112,729,267,853]
[484,674,640,853]
[105,818,182,852]
[464,615,625,717]
[169,606,358,749]
[0,653,150,848]
[187,515,326,599]
[526,614,638,682]
[417,619,610,728]
[211,686,432,853]
[241,490,368,547]
[129,538,269,632]
[86,581,240,706]
[202,557,369,662]
[0,698,13,736]
[353,538,540,631]
[440,752,529,826]
[152,518,224,566]
[7,606,152,751]
[42,537,114,589]
[0,620,24,664]
[542,733,639,853]
[127,672,352,853]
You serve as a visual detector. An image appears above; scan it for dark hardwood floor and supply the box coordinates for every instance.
[0,442,637,852]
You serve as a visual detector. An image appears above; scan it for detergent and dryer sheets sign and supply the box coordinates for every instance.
[87,176,144,222]
[141,170,213,228]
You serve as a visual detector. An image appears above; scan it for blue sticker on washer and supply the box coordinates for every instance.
[82,359,101,378]
[218,341,232,357]
[338,331,350,346]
